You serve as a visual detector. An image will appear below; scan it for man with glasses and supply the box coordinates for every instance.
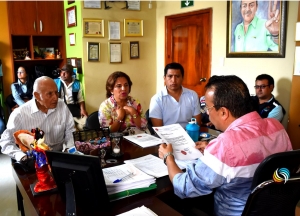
[252,74,285,122]
[159,75,292,215]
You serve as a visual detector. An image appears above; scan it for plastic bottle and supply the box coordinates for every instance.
[186,118,200,142]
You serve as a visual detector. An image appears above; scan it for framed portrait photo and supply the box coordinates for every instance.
[124,19,143,37]
[83,18,104,37]
[108,42,122,63]
[87,42,100,62]
[66,6,77,28]
[226,0,287,58]
[130,41,139,59]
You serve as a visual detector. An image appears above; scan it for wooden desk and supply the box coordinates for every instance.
[13,139,183,216]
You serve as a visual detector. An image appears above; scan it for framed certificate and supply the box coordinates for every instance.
[83,18,104,37]
[124,19,143,37]
[83,0,101,9]
[69,33,76,46]
[108,21,121,40]
[108,42,122,63]
[127,0,140,10]
[66,6,77,28]
[130,41,139,59]
[87,42,100,62]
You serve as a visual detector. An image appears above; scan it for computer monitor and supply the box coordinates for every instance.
[46,151,110,214]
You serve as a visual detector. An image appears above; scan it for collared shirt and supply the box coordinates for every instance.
[11,79,31,106]
[149,86,201,128]
[173,111,292,216]
[98,95,147,131]
[0,98,75,161]
[58,77,84,104]
[234,16,278,52]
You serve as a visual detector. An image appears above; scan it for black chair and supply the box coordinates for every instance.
[242,149,300,216]
[145,109,155,135]
[85,111,100,130]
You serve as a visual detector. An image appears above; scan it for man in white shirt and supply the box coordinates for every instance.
[54,64,88,130]
[0,76,75,161]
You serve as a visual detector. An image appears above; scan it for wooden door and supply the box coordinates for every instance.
[287,76,300,150]
[165,9,212,97]
[36,1,64,35]
[7,1,37,35]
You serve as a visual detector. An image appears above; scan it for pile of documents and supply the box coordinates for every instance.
[116,205,158,216]
[103,163,156,200]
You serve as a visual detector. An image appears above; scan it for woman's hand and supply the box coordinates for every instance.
[116,106,126,120]
[123,106,137,116]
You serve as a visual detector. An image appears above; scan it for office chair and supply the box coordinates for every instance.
[85,111,100,130]
[145,109,155,135]
[242,149,300,216]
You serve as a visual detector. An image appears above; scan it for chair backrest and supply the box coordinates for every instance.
[145,109,155,135]
[242,149,300,216]
[85,111,100,130]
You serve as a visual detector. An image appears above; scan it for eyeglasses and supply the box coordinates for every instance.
[254,85,270,90]
[200,105,215,114]
[17,71,25,74]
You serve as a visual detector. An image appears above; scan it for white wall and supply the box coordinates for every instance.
[156,1,298,128]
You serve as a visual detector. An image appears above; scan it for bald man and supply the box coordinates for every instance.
[0,76,75,161]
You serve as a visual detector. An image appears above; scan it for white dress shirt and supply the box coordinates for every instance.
[0,98,75,161]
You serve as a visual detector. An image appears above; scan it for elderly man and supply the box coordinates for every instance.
[54,64,88,130]
[159,75,292,215]
[234,0,280,52]
[0,76,75,162]
[149,62,201,128]
[252,74,285,122]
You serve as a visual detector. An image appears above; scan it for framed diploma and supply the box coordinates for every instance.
[108,42,122,63]
[130,41,139,59]
[87,42,100,62]
[124,19,143,37]
[66,6,77,28]
[83,18,104,37]
[127,0,140,10]
[69,33,76,46]
[108,21,121,40]
[83,0,101,9]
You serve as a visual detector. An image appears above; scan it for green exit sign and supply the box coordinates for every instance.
[181,0,194,8]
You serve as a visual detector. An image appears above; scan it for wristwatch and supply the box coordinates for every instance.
[163,152,174,165]
[117,119,124,124]
[132,113,137,119]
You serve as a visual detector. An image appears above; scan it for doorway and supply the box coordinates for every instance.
[165,8,212,97]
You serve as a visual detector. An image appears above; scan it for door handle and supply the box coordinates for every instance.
[33,21,36,31]
[40,20,43,32]
[200,78,207,82]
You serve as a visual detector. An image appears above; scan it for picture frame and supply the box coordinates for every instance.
[69,33,76,46]
[66,6,77,28]
[226,1,287,58]
[109,21,121,40]
[127,0,140,10]
[83,18,104,37]
[68,0,75,4]
[83,0,101,9]
[130,41,139,59]
[87,42,100,62]
[124,19,143,37]
[108,42,122,63]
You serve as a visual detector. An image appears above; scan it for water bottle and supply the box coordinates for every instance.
[186,118,200,142]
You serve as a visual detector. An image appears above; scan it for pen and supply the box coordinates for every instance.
[113,172,133,183]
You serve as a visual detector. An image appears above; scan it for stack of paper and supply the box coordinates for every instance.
[103,163,156,195]
[153,124,203,160]
[116,205,158,216]
[124,133,162,148]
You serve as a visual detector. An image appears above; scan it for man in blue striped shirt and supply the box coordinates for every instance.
[0,76,75,161]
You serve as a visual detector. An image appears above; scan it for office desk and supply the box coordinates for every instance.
[13,139,183,216]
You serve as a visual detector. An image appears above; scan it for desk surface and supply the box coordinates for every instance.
[13,139,183,216]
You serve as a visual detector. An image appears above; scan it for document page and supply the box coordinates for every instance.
[124,154,168,178]
[116,205,158,216]
[153,124,203,160]
[124,134,162,148]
